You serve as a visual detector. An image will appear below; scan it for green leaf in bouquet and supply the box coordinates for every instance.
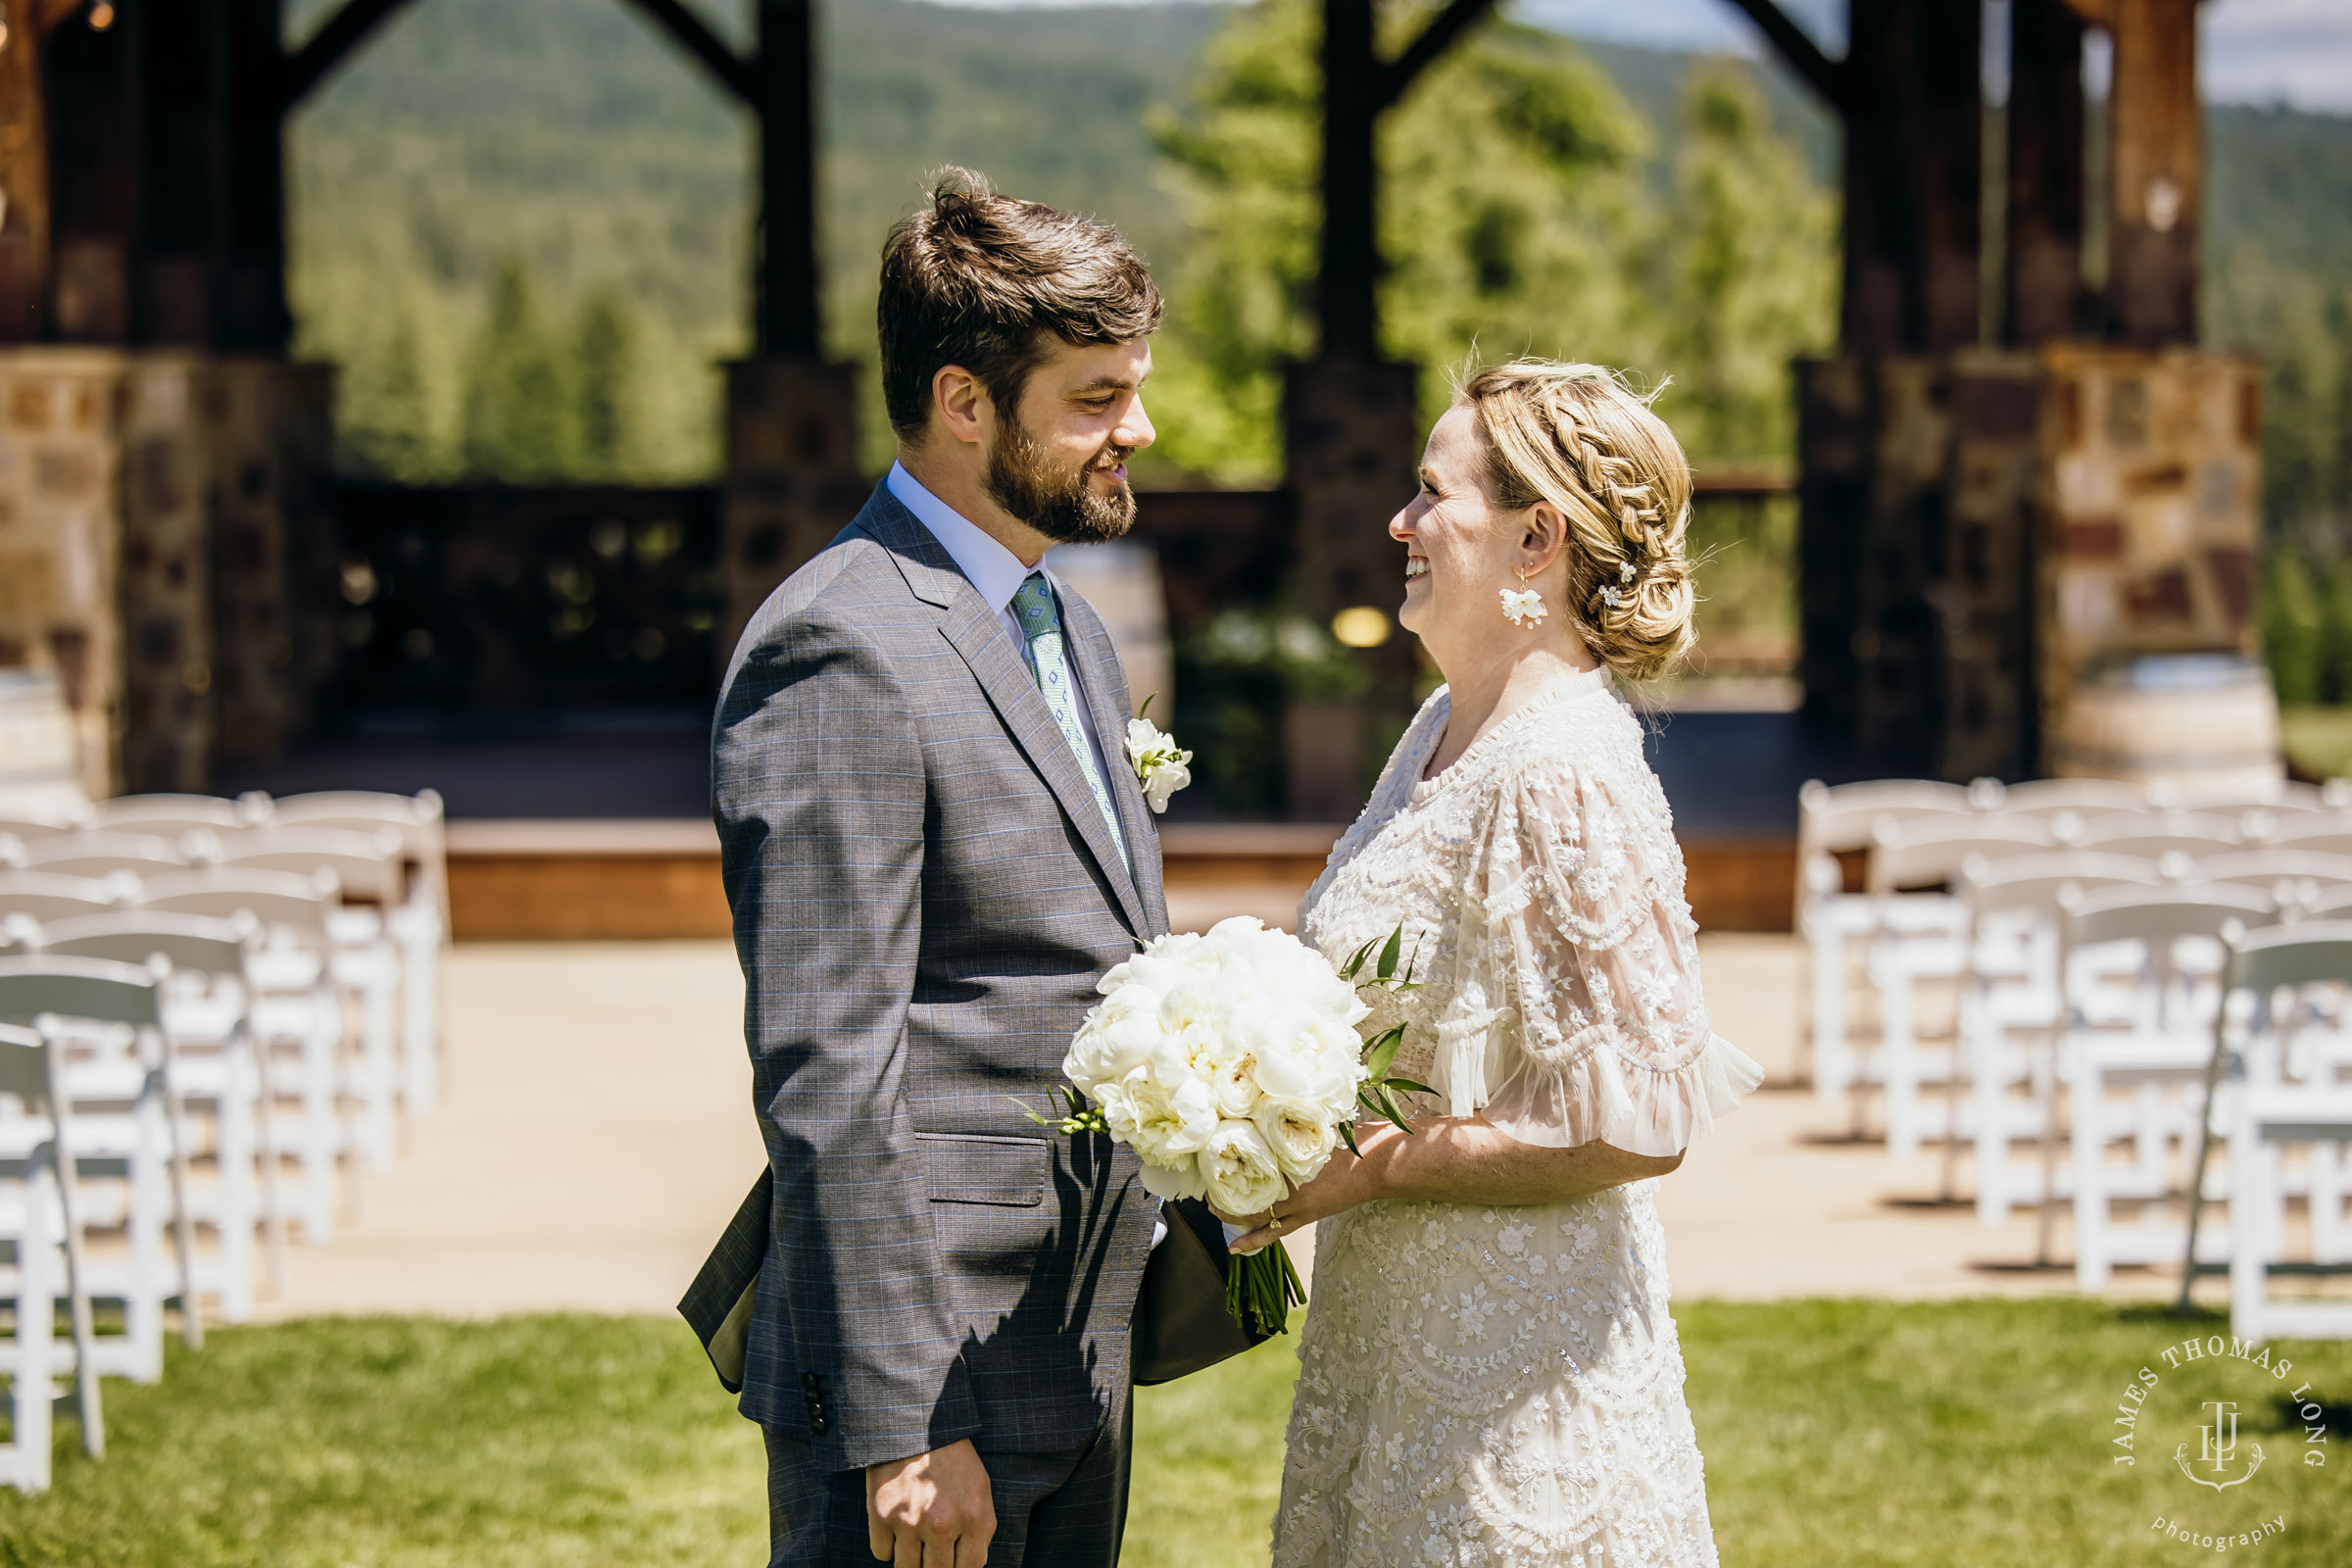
[1362,1023,1405,1081]
[1338,935,1380,982]
[1385,1076,1435,1097]
[1370,1088,1414,1137]
[1375,924,1402,981]
[1336,1119,1362,1157]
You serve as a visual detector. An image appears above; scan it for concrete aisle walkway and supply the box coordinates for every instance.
[262,933,2168,1321]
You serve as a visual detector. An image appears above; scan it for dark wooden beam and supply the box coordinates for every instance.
[617,0,754,106]
[0,0,55,339]
[1373,0,1496,112]
[1319,0,1378,358]
[34,0,86,35]
[1838,0,1982,355]
[277,0,414,111]
[1718,0,1848,110]
[2106,0,2198,344]
[754,0,818,355]
[2005,0,2087,343]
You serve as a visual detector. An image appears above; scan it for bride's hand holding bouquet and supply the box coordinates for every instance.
[1028,916,1427,1335]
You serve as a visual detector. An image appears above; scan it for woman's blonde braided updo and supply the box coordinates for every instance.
[1457,359,1697,683]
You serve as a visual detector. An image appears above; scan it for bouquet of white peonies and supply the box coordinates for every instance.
[1030,915,1428,1335]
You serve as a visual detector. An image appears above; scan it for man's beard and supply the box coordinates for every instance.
[983,411,1136,545]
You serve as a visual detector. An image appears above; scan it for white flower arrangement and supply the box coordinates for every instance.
[1032,915,1429,1334]
[1122,701,1193,813]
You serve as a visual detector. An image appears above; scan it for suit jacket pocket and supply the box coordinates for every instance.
[916,1133,1048,1207]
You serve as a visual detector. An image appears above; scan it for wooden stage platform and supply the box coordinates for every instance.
[445,820,1798,941]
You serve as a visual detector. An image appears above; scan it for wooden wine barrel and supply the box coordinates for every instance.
[1043,541,1174,721]
[0,668,89,811]
[2050,654,2282,800]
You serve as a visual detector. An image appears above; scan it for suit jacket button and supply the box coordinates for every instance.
[809,1416,827,1435]
[802,1372,820,1391]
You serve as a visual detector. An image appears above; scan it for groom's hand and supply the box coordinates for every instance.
[865,1439,995,1567]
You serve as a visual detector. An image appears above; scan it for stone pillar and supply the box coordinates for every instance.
[1282,355,1417,820]
[0,348,127,798]
[719,357,865,663]
[210,357,334,768]
[2034,346,2261,752]
[116,353,220,795]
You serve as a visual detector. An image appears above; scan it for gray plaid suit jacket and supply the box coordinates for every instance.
[703,479,1169,1473]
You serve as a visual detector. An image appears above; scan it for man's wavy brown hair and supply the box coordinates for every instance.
[878,169,1163,441]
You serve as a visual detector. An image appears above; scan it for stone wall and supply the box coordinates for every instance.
[0,347,327,796]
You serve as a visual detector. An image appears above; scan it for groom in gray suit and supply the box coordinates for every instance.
[705,172,1170,1566]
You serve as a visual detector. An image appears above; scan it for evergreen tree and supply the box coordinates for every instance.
[1145,0,1656,481]
[575,286,642,481]
[462,257,582,480]
[2262,547,2322,705]
[341,293,445,480]
[1657,59,1838,462]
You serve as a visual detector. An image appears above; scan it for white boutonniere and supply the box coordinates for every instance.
[1123,700,1193,814]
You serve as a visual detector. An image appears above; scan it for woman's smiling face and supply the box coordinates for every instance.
[1392,403,1519,649]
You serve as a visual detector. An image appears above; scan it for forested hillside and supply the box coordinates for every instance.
[284,0,2349,527]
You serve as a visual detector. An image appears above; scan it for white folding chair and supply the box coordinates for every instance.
[137,870,353,1243]
[1795,779,1977,1109]
[249,790,448,1114]
[1864,817,2056,1158]
[2230,1088,2352,1340]
[91,795,255,837]
[2181,850,2352,916]
[0,803,95,841]
[2068,810,2245,861]
[2059,884,2278,1290]
[1957,854,2164,1226]
[37,914,288,1321]
[0,958,201,1384]
[0,871,130,924]
[1982,778,2156,819]
[20,833,192,881]
[202,832,405,1169]
[0,1019,104,1491]
[2180,922,2352,1314]
[2254,813,2352,858]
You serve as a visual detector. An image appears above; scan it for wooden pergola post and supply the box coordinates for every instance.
[2006,0,2088,344]
[2103,0,2199,344]
[755,0,819,357]
[0,2,54,339]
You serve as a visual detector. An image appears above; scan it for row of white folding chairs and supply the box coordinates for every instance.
[1797,774,2352,1077]
[1942,876,2352,1310]
[0,854,440,1150]
[1,870,399,1248]
[0,787,449,1056]
[1805,798,2352,1126]
[0,956,203,1491]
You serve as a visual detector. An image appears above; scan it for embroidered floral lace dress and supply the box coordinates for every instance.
[1273,666,1765,1568]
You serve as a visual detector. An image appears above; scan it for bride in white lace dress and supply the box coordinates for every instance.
[1222,362,1765,1567]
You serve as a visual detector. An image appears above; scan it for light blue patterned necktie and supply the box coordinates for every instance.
[1010,572,1131,879]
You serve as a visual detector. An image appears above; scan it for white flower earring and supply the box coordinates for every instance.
[1499,565,1546,628]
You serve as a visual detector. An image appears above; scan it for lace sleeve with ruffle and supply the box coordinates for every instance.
[1428,755,1764,1156]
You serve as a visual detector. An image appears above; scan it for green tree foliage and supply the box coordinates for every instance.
[1142,1,1835,483]
[2262,547,2322,704]
[462,258,583,480]
[1657,60,1838,463]
[574,286,643,480]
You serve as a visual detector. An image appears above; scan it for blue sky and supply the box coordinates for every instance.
[933,0,2352,114]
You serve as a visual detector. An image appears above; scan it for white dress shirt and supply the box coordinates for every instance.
[885,462,1114,789]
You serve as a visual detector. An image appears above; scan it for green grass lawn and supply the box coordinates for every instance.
[0,1301,2344,1566]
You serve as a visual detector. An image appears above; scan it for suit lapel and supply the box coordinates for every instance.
[858,487,1150,938]
[1060,590,1168,937]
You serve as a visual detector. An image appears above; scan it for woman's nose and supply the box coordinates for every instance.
[1389,497,1423,542]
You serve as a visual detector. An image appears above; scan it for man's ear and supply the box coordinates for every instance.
[931,365,991,449]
